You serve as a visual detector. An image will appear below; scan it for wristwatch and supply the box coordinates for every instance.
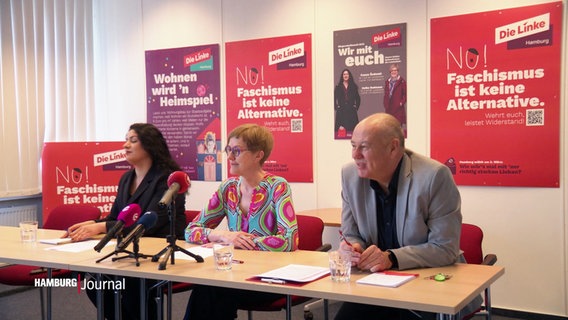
[387,250,399,268]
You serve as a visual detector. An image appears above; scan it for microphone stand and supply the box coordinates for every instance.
[152,200,204,270]
[96,234,152,267]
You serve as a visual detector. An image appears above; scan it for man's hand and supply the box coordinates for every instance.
[356,245,393,272]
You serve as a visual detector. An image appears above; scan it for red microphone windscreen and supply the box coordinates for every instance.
[167,171,191,194]
[118,203,141,227]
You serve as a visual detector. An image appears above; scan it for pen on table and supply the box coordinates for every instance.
[338,230,353,247]
[232,259,244,264]
[260,278,286,284]
[383,271,419,277]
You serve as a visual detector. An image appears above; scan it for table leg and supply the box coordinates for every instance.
[140,278,147,320]
[95,273,105,320]
[167,281,172,320]
[47,268,52,320]
[114,275,121,320]
[286,295,291,320]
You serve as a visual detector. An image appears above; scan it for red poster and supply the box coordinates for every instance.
[430,2,562,187]
[225,34,313,182]
[41,142,129,221]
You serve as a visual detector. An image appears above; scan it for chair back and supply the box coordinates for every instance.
[237,214,330,318]
[460,223,484,265]
[296,215,324,251]
[43,204,101,230]
[184,210,201,225]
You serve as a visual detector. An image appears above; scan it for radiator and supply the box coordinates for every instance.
[0,205,38,227]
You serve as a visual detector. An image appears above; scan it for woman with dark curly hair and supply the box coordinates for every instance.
[334,68,361,135]
[64,123,186,320]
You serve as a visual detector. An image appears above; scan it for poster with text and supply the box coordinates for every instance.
[146,44,221,181]
[334,24,407,139]
[430,2,561,187]
[225,34,313,182]
[42,142,129,222]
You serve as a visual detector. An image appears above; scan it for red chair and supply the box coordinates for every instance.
[170,210,200,294]
[171,210,201,293]
[237,214,332,320]
[460,223,498,320]
[0,204,101,320]
[156,210,201,319]
[163,211,200,280]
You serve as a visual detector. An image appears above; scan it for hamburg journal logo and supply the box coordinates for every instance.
[34,274,125,293]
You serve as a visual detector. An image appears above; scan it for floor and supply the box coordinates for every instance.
[2,283,326,320]
[0,283,520,320]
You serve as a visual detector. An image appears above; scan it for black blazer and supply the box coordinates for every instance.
[101,164,186,239]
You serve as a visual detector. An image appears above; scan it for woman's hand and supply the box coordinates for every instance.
[64,220,105,242]
[208,230,257,250]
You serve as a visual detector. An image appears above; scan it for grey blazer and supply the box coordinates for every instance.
[340,149,482,316]
[340,149,462,270]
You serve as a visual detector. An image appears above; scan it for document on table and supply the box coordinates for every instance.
[44,240,113,253]
[356,272,417,288]
[255,264,330,283]
[173,246,214,260]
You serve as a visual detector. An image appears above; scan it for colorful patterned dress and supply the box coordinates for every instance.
[185,173,298,251]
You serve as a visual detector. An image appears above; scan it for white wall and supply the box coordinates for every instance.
[92,0,568,316]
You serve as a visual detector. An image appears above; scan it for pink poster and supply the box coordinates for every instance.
[225,34,313,182]
[145,44,221,181]
[41,142,129,221]
[430,2,562,187]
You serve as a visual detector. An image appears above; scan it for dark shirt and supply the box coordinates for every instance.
[370,160,403,251]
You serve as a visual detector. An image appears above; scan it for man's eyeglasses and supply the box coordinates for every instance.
[224,145,249,157]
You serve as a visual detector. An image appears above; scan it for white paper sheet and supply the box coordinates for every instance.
[172,246,214,260]
[45,240,114,253]
[356,272,416,288]
[255,264,330,283]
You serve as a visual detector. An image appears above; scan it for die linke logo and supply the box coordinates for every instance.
[94,149,127,167]
[184,48,212,68]
[268,42,304,65]
[495,13,550,44]
[372,27,401,46]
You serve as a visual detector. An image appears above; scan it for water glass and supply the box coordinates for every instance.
[19,220,38,243]
[329,250,351,282]
[213,243,234,270]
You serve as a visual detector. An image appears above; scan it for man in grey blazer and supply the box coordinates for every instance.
[336,113,480,319]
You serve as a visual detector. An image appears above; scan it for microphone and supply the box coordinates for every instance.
[158,171,190,208]
[94,204,141,252]
[116,211,158,251]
